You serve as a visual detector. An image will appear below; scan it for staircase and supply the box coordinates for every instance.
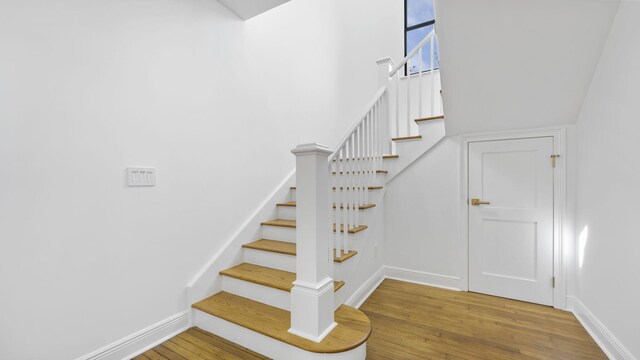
[187,30,443,360]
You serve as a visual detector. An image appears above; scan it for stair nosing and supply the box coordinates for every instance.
[276,202,376,210]
[391,135,422,141]
[242,239,358,263]
[415,114,445,123]
[220,263,344,292]
[261,219,368,234]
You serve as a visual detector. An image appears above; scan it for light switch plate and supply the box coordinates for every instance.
[127,167,156,186]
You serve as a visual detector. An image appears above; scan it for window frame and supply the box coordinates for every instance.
[404,0,436,76]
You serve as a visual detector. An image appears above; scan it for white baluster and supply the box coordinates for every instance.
[419,47,423,119]
[430,36,435,117]
[406,56,411,137]
[395,71,400,147]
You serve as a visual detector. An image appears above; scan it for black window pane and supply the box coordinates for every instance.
[406,0,435,28]
[406,25,439,74]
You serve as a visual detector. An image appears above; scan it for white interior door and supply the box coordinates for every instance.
[468,137,554,305]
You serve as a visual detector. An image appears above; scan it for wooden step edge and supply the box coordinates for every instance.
[332,170,388,175]
[333,224,368,234]
[382,154,399,159]
[290,186,383,191]
[262,220,369,234]
[277,202,376,210]
[334,250,358,263]
[332,186,383,191]
[415,114,445,123]
[391,135,422,141]
[242,239,358,263]
[219,263,343,293]
[192,292,371,354]
[276,201,296,207]
[260,219,296,228]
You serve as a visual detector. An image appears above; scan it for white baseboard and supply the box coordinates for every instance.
[384,266,462,291]
[344,267,385,309]
[75,312,189,360]
[566,296,636,360]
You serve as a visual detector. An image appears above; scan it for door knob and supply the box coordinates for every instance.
[471,198,490,206]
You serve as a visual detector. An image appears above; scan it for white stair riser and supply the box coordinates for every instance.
[262,224,366,244]
[244,248,296,273]
[262,225,296,242]
[221,275,343,311]
[277,206,296,220]
[222,276,291,311]
[278,206,375,222]
[244,247,350,277]
[290,188,383,198]
[193,310,367,360]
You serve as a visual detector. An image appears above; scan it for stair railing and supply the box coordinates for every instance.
[288,29,439,343]
[328,87,387,260]
[388,29,440,153]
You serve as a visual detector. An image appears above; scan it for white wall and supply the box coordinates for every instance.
[574,2,640,358]
[384,137,465,288]
[436,0,620,136]
[0,0,402,359]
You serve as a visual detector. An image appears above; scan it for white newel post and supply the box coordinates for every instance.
[289,143,337,342]
[377,57,393,154]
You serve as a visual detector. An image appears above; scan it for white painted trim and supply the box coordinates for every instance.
[187,169,296,309]
[384,266,462,291]
[344,266,385,308]
[75,312,189,360]
[567,296,637,360]
[460,126,569,309]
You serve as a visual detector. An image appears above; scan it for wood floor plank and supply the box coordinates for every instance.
[136,328,267,360]
[142,350,167,360]
[361,279,607,360]
[152,345,187,360]
[186,328,270,360]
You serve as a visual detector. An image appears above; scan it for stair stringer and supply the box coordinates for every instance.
[186,170,296,311]
[385,118,446,182]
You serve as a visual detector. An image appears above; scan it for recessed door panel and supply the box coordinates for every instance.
[469,137,554,305]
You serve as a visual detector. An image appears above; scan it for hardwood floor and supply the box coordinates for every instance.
[133,327,269,360]
[361,279,606,360]
[134,280,606,359]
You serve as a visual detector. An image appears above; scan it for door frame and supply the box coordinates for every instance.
[460,127,567,310]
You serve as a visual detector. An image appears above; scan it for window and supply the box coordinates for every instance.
[405,0,439,75]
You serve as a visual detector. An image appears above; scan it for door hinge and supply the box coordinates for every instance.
[550,154,560,168]
[552,276,556,288]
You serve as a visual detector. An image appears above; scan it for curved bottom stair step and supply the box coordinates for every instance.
[192,291,371,355]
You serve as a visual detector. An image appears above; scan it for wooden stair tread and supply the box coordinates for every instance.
[332,170,388,175]
[290,186,383,191]
[382,154,399,159]
[243,239,358,263]
[192,292,371,354]
[277,201,376,210]
[261,219,368,234]
[391,135,422,141]
[415,114,444,123]
[261,219,296,228]
[220,263,345,292]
